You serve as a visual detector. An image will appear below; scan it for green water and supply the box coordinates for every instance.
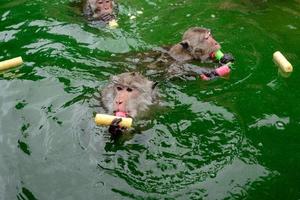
[1,0,300,199]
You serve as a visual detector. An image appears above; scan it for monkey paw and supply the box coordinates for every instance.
[220,53,234,65]
[100,13,114,22]
[108,118,124,136]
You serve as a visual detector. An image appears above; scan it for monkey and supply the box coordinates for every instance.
[166,27,234,79]
[169,27,222,62]
[125,27,234,80]
[100,72,159,136]
[83,0,118,23]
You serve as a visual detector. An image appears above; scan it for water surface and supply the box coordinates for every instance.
[1,0,300,199]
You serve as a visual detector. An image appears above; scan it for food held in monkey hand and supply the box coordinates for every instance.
[215,65,231,76]
[210,50,235,65]
[0,56,23,71]
[273,51,293,73]
[95,114,132,128]
[210,50,224,61]
[109,19,119,28]
[200,64,231,81]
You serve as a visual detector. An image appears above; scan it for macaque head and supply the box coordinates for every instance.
[101,72,158,118]
[180,27,221,61]
[95,0,113,14]
[87,0,116,22]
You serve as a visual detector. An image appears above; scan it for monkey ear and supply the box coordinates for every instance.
[180,40,190,49]
[152,82,159,90]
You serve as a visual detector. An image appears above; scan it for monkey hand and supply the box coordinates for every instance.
[220,53,234,65]
[101,13,114,22]
[200,71,218,81]
[108,118,124,136]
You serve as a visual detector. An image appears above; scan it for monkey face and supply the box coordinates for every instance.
[85,0,117,22]
[95,0,113,15]
[89,0,114,21]
[190,31,221,60]
[113,84,140,116]
[101,72,158,118]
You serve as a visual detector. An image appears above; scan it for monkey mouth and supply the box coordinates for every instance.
[114,110,128,118]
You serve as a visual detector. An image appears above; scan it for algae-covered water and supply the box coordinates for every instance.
[1,0,300,199]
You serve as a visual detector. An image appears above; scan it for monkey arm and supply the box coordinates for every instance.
[169,63,214,76]
[200,65,231,80]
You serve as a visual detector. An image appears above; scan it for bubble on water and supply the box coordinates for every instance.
[287,24,297,30]
[1,11,10,21]
[210,173,216,178]
[130,15,136,20]
[275,121,285,130]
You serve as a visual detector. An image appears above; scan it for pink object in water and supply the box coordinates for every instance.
[115,111,127,117]
[215,65,231,76]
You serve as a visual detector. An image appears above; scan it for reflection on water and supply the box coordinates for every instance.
[1,0,300,199]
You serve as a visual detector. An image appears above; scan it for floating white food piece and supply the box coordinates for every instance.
[130,15,136,20]
[0,56,23,71]
[273,51,293,73]
[108,19,119,28]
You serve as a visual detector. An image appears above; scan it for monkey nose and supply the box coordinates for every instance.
[116,101,123,105]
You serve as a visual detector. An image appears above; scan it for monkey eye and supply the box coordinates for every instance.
[116,86,123,91]
[204,32,211,40]
[127,88,133,92]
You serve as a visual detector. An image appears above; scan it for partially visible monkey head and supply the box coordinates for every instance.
[169,27,221,62]
[101,72,158,118]
[84,0,118,23]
